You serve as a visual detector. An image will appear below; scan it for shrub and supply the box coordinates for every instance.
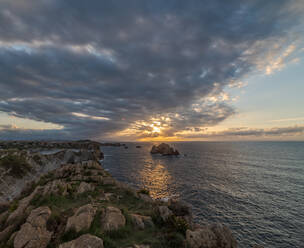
[138,188,150,195]
[168,215,189,235]
[0,154,32,178]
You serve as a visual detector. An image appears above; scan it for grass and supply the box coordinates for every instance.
[0,154,32,178]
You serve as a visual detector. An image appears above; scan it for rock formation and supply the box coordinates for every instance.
[0,140,103,203]
[150,143,179,156]
[0,141,244,248]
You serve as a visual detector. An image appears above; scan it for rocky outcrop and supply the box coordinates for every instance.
[65,204,96,233]
[100,206,126,231]
[59,234,104,248]
[130,214,154,230]
[186,224,237,248]
[150,143,179,156]
[0,142,104,203]
[157,206,173,222]
[14,206,52,248]
[77,181,95,194]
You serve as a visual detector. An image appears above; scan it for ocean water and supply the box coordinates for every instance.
[101,142,304,248]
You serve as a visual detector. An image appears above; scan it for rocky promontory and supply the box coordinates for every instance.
[0,141,240,248]
[0,141,103,203]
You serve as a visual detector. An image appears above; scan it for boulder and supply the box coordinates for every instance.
[186,224,237,248]
[157,206,173,222]
[169,199,192,226]
[150,143,179,156]
[130,214,154,229]
[77,182,95,194]
[14,206,52,248]
[101,206,126,231]
[65,204,96,233]
[138,193,154,203]
[6,186,41,226]
[59,234,104,248]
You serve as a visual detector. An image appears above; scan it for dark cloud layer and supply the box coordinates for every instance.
[0,0,302,140]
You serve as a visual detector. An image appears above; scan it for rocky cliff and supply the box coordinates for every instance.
[0,142,238,248]
[0,141,103,203]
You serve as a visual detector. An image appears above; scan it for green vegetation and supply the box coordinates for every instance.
[137,188,150,195]
[8,200,18,213]
[0,154,32,178]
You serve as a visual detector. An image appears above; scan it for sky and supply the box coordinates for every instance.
[0,0,304,141]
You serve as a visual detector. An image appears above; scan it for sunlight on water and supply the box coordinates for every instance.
[139,162,172,199]
[102,142,304,248]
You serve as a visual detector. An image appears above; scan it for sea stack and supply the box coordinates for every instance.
[150,143,179,156]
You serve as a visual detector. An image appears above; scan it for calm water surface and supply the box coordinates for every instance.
[101,142,304,248]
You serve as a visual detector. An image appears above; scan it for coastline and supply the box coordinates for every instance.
[0,140,254,248]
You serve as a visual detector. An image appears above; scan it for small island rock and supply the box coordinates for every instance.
[150,143,179,156]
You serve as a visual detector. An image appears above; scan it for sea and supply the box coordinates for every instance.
[101,142,304,248]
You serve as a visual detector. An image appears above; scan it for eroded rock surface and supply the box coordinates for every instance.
[59,234,104,248]
[186,223,237,248]
[130,214,154,230]
[100,206,126,231]
[65,204,96,233]
[14,206,52,248]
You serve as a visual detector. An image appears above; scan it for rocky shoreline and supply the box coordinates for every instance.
[0,140,252,248]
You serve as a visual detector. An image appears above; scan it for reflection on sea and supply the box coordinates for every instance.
[138,161,172,199]
[102,142,304,248]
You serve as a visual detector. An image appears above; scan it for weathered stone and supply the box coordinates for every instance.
[101,206,126,231]
[158,206,173,222]
[186,224,237,248]
[6,186,41,226]
[139,193,154,203]
[0,224,16,243]
[130,214,154,230]
[0,210,9,226]
[59,234,104,248]
[42,179,70,196]
[14,206,52,248]
[77,182,95,194]
[65,204,96,233]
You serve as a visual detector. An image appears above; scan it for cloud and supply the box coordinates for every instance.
[178,126,304,139]
[0,0,303,140]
